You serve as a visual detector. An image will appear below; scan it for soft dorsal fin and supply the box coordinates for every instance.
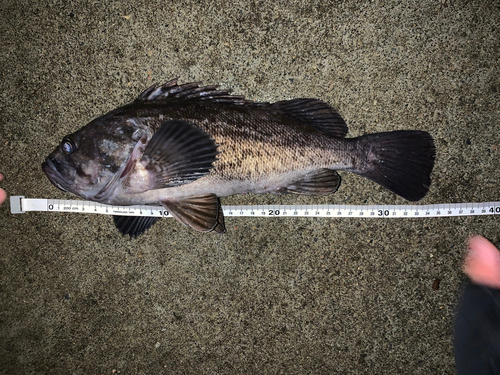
[270,99,348,138]
[135,78,253,105]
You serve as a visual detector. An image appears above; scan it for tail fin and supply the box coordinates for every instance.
[353,130,436,201]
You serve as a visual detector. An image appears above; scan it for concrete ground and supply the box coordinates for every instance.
[1,0,499,373]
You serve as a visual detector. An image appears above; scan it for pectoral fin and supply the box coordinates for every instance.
[141,120,219,189]
[160,194,226,233]
[279,169,341,195]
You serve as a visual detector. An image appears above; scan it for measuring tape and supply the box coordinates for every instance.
[9,196,500,218]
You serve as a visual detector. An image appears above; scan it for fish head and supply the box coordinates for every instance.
[42,115,147,200]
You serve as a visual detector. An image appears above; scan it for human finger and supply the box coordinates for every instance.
[464,235,500,289]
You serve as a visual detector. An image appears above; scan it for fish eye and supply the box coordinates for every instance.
[61,137,77,155]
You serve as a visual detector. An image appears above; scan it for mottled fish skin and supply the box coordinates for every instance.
[42,79,436,235]
[109,101,355,204]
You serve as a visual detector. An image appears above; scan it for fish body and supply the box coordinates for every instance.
[43,79,435,235]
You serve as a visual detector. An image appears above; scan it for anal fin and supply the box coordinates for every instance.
[160,194,226,233]
[279,169,341,196]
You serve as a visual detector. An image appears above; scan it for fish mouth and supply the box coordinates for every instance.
[42,157,69,192]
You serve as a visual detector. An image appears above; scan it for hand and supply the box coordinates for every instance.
[0,173,6,206]
[464,235,500,289]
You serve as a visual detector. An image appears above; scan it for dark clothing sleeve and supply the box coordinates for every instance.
[454,282,500,375]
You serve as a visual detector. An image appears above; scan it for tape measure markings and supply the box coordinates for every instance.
[9,196,500,218]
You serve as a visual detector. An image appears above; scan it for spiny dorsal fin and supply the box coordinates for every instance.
[135,78,252,105]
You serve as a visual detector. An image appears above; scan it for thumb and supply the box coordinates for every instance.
[464,235,500,289]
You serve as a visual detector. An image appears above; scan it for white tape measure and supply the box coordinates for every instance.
[10,196,500,218]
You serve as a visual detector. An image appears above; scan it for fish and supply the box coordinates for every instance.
[42,78,436,236]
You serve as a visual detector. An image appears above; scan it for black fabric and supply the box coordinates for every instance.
[454,282,500,375]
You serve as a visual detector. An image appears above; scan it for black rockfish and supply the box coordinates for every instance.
[42,79,435,236]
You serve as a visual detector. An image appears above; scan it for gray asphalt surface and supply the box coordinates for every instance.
[1,1,499,373]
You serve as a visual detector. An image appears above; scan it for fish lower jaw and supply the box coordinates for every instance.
[42,159,72,193]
